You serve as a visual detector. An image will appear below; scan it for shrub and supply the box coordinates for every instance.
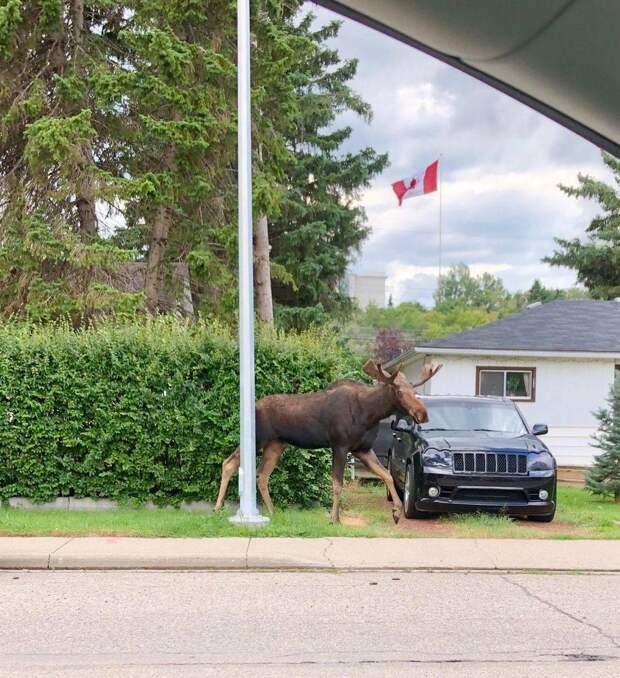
[586,377,620,503]
[0,320,358,507]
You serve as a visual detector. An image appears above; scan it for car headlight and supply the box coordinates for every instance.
[527,451,555,476]
[422,448,452,471]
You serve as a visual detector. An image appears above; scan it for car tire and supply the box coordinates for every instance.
[403,462,429,519]
[529,510,556,523]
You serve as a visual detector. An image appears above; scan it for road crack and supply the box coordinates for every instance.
[322,539,335,568]
[244,537,251,569]
[47,538,74,570]
[502,575,620,650]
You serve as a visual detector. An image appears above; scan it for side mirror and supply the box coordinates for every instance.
[394,418,410,433]
[532,423,548,436]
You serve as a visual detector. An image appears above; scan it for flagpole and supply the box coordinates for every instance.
[438,154,443,281]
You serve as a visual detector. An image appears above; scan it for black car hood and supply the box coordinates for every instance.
[423,430,547,454]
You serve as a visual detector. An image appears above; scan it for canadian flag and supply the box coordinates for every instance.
[392,160,439,206]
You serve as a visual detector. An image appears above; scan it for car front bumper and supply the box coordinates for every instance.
[416,471,556,517]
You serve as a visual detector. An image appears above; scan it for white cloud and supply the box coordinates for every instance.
[393,84,456,125]
[309,2,610,307]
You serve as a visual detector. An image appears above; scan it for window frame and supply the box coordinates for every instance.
[475,366,536,402]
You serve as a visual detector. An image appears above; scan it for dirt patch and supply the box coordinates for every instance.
[395,515,454,536]
[382,498,591,538]
[340,512,368,527]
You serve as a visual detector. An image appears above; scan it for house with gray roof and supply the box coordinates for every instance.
[386,299,620,467]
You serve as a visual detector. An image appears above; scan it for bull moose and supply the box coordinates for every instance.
[214,360,442,523]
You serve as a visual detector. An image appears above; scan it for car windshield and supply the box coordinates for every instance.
[420,399,527,434]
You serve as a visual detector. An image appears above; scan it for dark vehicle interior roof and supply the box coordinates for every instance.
[317,1,620,157]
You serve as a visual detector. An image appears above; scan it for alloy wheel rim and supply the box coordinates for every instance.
[404,469,410,505]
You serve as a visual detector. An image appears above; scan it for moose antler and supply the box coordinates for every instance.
[362,359,397,384]
[411,361,443,388]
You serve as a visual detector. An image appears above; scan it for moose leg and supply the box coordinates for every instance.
[330,448,348,524]
[256,440,287,514]
[355,449,403,524]
[214,447,241,511]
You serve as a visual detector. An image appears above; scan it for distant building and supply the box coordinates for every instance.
[347,273,387,310]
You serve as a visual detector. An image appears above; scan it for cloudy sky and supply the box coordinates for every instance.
[309,3,611,307]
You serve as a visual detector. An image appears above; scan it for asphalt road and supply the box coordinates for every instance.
[1,570,619,677]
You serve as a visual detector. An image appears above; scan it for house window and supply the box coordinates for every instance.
[476,367,536,401]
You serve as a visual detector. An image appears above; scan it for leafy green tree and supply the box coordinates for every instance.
[526,279,564,304]
[522,279,589,307]
[434,263,509,312]
[356,301,496,343]
[544,152,620,299]
[586,377,620,503]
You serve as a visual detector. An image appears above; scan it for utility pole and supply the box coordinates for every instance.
[230,0,268,526]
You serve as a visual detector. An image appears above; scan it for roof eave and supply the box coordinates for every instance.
[413,346,620,360]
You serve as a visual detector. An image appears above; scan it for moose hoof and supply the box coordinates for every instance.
[392,508,401,524]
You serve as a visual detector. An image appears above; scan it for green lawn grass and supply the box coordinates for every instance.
[0,483,618,539]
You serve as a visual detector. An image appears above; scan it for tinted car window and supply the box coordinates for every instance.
[420,399,527,434]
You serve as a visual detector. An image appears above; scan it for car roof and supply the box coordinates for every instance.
[420,395,514,404]
[318,1,620,156]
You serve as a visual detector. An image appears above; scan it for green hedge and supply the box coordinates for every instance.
[0,321,359,507]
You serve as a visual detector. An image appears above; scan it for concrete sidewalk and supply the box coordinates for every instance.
[1,536,620,571]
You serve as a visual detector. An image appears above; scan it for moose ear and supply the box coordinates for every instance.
[362,359,382,380]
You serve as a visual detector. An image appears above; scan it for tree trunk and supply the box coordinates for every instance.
[144,140,176,313]
[75,162,98,240]
[615,492,619,504]
[253,213,274,324]
[144,204,172,313]
[71,0,98,241]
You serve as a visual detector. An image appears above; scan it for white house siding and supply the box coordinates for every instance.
[402,354,618,467]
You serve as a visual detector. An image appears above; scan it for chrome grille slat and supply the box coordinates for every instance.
[453,451,528,475]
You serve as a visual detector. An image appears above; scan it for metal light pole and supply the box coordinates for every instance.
[230,0,268,526]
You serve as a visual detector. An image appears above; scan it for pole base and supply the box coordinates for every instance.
[229,511,270,526]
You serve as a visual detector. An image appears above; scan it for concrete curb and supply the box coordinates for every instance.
[1,537,620,571]
[6,497,221,512]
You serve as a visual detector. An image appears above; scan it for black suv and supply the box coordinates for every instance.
[385,395,557,522]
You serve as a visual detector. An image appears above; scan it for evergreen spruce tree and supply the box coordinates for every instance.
[0,4,389,325]
[544,152,620,299]
[107,0,238,315]
[269,16,388,330]
[586,377,620,503]
[0,1,138,322]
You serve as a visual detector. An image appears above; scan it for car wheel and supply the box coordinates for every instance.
[403,462,429,519]
[529,510,556,523]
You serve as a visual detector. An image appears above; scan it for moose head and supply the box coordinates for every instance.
[362,360,442,423]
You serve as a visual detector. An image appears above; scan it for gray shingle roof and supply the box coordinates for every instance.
[417,300,620,353]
